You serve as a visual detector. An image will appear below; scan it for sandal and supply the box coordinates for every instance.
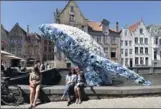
[75,99,79,104]
[28,104,33,109]
[32,103,36,108]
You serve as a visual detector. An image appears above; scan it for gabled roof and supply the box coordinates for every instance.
[1,24,9,36]
[1,24,5,32]
[128,19,144,32]
[9,23,27,36]
[58,0,86,20]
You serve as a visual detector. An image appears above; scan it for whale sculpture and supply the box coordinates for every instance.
[39,23,151,86]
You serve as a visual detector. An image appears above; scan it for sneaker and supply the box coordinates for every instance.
[67,101,71,106]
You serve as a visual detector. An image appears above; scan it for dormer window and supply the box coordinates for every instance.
[154,30,158,33]
[140,28,143,34]
[70,6,74,12]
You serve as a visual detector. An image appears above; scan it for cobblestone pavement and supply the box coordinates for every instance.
[2,96,161,108]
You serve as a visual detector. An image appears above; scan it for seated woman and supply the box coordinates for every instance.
[29,66,42,108]
[61,68,77,106]
[74,67,85,104]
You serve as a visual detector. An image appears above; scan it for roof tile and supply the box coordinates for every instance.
[129,21,141,32]
[88,21,102,32]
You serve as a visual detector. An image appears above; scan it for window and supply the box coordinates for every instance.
[124,30,127,36]
[135,47,138,54]
[145,48,148,54]
[69,15,74,22]
[104,47,108,52]
[125,41,128,46]
[121,58,124,64]
[140,57,144,65]
[44,40,47,45]
[145,38,148,45]
[111,36,116,44]
[121,49,123,54]
[44,47,47,52]
[97,36,101,43]
[125,49,128,56]
[130,49,132,54]
[140,47,143,54]
[135,37,138,44]
[43,55,46,61]
[1,46,4,50]
[140,38,143,44]
[160,39,161,45]
[121,40,123,46]
[49,47,51,52]
[135,57,139,65]
[70,6,74,12]
[17,47,21,54]
[160,51,161,59]
[11,48,16,54]
[104,36,108,44]
[81,25,85,31]
[129,41,132,46]
[140,28,143,34]
[154,49,157,60]
[111,48,116,58]
[130,58,133,67]
[145,57,149,65]
[125,58,128,66]
[154,37,158,45]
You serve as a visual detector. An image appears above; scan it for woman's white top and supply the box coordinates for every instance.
[66,74,77,84]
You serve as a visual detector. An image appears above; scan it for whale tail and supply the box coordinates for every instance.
[102,60,152,86]
[88,55,152,86]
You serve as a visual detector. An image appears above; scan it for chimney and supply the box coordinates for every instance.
[116,22,119,32]
[27,25,29,36]
[101,19,110,35]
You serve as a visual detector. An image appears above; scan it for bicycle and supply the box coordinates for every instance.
[1,77,23,106]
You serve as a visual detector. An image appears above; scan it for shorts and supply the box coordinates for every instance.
[76,83,84,89]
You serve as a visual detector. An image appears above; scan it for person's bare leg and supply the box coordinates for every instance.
[74,86,79,104]
[77,88,82,104]
[29,87,35,107]
[33,85,40,107]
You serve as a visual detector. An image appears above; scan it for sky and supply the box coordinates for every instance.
[1,1,161,34]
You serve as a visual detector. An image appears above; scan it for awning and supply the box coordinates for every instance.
[1,50,12,55]
[5,55,25,61]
